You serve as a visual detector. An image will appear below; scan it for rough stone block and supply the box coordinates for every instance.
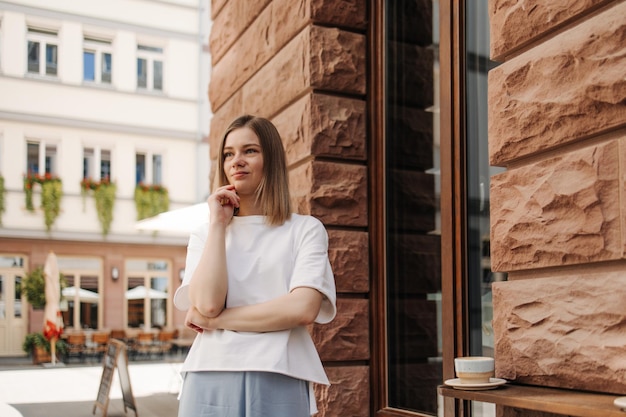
[328,229,369,293]
[488,3,626,166]
[490,140,621,272]
[275,93,367,166]
[211,0,227,19]
[208,93,367,192]
[210,22,365,116]
[492,273,626,394]
[314,366,369,417]
[290,160,368,227]
[489,0,606,60]
[311,0,367,30]
[309,25,366,95]
[623,139,626,257]
[209,0,271,63]
[312,298,369,361]
[211,25,366,126]
[210,4,277,106]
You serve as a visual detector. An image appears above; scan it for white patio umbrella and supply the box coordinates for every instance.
[135,203,209,235]
[62,286,99,303]
[43,251,63,365]
[125,285,168,300]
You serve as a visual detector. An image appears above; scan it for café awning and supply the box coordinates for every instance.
[62,286,99,303]
[125,286,168,300]
[134,203,208,235]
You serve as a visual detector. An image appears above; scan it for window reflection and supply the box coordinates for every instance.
[127,270,169,330]
[150,277,167,328]
[62,274,99,329]
[385,0,442,413]
[14,275,22,318]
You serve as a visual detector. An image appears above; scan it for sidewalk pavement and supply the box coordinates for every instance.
[0,358,182,417]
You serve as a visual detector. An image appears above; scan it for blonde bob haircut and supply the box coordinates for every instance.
[216,115,292,226]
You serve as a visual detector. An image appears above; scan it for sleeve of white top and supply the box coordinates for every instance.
[289,216,337,324]
[173,223,208,311]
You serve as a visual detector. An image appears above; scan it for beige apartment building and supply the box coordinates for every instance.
[0,0,210,356]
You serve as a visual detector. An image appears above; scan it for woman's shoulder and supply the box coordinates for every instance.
[289,213,325,228]
[287,214,328,239]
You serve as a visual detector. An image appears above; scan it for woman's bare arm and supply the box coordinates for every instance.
[185,287,323,333]
[188,186,239,317]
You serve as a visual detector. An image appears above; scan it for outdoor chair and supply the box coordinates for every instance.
[131,331,159,360]
[110,329,126,341]
[65,333,87,363]
[90,331,111,361]
[155,329,175,357]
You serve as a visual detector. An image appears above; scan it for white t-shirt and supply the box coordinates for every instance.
[174,213,337,388]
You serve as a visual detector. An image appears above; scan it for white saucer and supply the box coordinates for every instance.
[614,396,626,410]
[444,377,507,390]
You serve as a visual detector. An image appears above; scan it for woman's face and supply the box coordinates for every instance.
[223,127,264,196]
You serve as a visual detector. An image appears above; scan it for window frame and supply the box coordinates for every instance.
[124,259,172,330]
[26,28,58,77]
[135,151,163,185]
[136,45,164,92]
[370,0,468,416]
[83,147,112,181]
[26,140,58,176]
[83,36,113,85]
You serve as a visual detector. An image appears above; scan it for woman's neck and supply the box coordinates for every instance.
[236,195,263,216]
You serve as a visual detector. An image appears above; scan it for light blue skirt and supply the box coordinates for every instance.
[178,371,310,417]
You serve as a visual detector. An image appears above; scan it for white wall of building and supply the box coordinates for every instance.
[0,0,211,242]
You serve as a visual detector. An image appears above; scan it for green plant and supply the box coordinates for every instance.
[22,267,46,309]
[134,183,169,220]
[22,332,67,355]
[41,178,62,231]
[23,173,63,231]
[21,266,66,309]
[23,173,36,211]
[81,177,117,235]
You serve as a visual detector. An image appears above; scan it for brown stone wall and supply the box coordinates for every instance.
[489,0,626,411]
[208,0,368,415]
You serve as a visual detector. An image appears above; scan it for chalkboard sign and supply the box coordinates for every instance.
[93,339,138,417]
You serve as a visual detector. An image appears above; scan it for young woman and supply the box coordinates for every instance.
[174,115,337,417]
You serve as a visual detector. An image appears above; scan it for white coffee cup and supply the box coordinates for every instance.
[454,356,494,384]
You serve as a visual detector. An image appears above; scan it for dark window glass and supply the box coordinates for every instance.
[45,44,57,75]
[153,60,163,90]
[27,142,39,174]
[152,154,162,184]
[385,1,442,414]
[101,150,111,180]
[27,41,39,73]
[137,58,147,88]
[102,53,112,83]
[136,153,146,184]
